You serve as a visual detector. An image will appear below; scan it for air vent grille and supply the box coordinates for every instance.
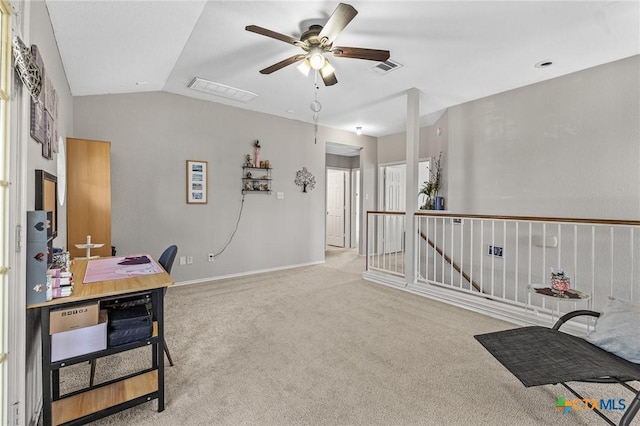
[188,77,259,103]
[370,59,402,75]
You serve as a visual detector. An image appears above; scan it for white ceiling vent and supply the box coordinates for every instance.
[370,59,402,75]
[188,77,258,103]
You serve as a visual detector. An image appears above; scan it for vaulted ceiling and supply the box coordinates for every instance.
[45,1,639,137]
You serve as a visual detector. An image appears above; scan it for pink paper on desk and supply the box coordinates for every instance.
[83,255,163,283]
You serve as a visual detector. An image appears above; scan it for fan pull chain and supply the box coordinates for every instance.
[310,76,322,144]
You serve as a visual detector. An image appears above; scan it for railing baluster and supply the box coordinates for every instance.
[629,228,640,300]
[451,217,454,287]
[557,223,562,273]
[610,226,614,296]
[591,226,596,307]
[515,222,519,303]
[502,221,506,299]
[631,228,635,301]
[460,218,464,289]
[441,217,445,284]
[480,220,484,294]
[469,219,475,290]
[528,222,532,290]
[492,220,497,297]
[573,225,578,293]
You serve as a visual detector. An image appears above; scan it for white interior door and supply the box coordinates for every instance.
[326,169,346,247]
[382,165,405,253]
[384,165,405,212]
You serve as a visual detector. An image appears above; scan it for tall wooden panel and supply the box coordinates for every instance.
[67,138,112,258]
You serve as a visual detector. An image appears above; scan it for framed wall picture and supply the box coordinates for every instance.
[35,169,57,239]
[186,160,208,204]
[30,45,46,145]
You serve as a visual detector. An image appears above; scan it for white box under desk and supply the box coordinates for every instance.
[51,310,107,362]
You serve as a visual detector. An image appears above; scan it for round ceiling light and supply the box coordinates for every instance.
[308,47,325,70]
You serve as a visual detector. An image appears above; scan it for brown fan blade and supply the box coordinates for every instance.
[331,46,390,62]
[318,3,358,46]
[259,55,305,74]
[246,25,302,46]
[321,71,338,86]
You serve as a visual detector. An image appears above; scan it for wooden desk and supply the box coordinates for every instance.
[27,257,173,426]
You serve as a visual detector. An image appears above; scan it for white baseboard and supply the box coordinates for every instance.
[171,260,325,288]
[361,272,579,330]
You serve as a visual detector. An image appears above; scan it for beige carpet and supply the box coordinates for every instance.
[60,248,637,425]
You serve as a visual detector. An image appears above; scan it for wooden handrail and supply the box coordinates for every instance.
[419,231,483,294]
[367,210,640,226]
[413,212,640,227]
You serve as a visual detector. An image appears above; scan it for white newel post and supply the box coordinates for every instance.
[405,88,420,286]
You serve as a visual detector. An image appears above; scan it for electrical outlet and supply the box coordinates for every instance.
[208,253,214,262]
[179,256,186,266]
[187,256,193,265]
[487,245,504,258]
[277,192,284,199]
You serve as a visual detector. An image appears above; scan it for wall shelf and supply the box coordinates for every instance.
[242,165,272,194]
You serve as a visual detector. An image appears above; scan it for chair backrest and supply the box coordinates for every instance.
[158,245,178,274]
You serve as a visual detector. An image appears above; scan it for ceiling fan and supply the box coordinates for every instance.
[246,3,390,86]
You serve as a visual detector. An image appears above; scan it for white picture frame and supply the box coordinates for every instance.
[186,160,208,204]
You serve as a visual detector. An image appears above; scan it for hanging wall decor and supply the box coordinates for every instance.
[12,36,42,102]
[294,167,316,193]
[15,39,59,157]
[186,160,208,204]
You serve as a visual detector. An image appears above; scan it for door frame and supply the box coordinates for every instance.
[379,159,432,211]
[325,167,351,248]
[351,168,360,249]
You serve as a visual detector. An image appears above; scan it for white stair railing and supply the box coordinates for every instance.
[365,211,640,326]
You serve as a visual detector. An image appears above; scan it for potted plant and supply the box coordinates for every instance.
[419,152,442,210]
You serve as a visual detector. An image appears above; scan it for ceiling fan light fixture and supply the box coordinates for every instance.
[309,47,326,70]
[297,59,311,76]
[320,61,335,78]
[245,3,390,87]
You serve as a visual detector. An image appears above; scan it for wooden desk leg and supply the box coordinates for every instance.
[41,307,53,426]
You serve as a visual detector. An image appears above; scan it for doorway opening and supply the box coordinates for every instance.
[378,160,431,212]
[325,142,362,250]
[326,168,349,247]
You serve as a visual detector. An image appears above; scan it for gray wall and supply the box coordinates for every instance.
[378,112,449,203]
[73,92,375,282]
[326,153,354,169]
[448,55,639,219]
[23,1,75,424]
[26,0,73,248]
[375,56,639,220]
[378,111,449,166]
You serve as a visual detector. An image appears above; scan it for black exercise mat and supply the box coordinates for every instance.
[475,326,640,387]
[108,323,153,347]
[108,305,150,329]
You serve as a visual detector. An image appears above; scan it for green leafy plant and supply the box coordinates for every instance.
[419,152,442,210]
